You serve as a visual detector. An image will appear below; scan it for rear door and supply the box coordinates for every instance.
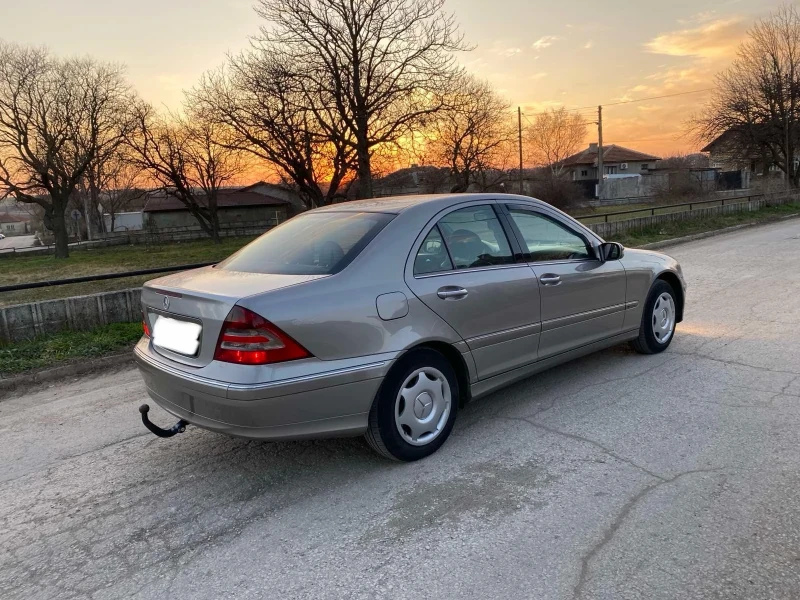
[502,204,627,359]
[405,203,541,380]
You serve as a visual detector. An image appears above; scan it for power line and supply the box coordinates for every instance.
[519,88,713,122]
[604,139,683,143]
[570,88,714,111]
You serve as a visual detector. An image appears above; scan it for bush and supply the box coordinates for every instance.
[526,177,589,211]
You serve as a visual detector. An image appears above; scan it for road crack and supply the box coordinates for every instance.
[572,467,725,600]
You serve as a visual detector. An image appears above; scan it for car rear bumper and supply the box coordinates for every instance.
[134,339,387,440]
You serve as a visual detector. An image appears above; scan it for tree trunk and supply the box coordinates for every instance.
[211,212,221,244]
[356,137,373,199]
[51,206,70,259]
[110,213,116,232]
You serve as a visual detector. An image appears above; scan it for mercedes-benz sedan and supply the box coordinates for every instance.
[134,193,686,461]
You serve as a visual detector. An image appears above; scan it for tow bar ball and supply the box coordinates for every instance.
[139,404,189,438]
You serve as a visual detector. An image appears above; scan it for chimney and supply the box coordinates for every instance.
[588,143,598,151]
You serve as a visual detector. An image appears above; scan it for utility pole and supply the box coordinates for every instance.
[597,105,604,199]
[518,106,524,195]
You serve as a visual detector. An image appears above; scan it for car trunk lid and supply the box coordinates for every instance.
[141,266,326,368]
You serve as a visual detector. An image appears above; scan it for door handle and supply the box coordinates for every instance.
[437,287,468,300]
[539,274,561,286]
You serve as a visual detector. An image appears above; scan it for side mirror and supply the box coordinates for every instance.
[599,242,624,261]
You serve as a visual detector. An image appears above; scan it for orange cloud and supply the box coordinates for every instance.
[645,17,748,58]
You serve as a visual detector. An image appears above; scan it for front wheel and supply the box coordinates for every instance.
[631,279,678,354]
[365,348,459,461]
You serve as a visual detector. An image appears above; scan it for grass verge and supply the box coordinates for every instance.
[0,322,143,377]
[606,202,800,247]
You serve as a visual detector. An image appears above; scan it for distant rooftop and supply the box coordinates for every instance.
[142,188,290,213]
[0,213,30,223]
[562,144,661,167]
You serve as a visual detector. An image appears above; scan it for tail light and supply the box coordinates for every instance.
[142,311,151,337]
[214,306,311,365]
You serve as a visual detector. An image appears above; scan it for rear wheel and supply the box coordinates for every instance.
[365,348,459,461]
[631,279,677,354]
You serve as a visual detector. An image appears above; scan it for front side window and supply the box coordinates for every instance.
[436,205,514,269]
[217,211,394,275]
[507,209,592,262]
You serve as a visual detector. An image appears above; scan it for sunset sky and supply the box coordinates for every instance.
[1,0,787,160]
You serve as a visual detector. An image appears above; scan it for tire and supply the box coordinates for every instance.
[631,279,678,354]
[365,348,459,461]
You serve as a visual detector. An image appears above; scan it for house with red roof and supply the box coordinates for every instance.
[561,143,662,182]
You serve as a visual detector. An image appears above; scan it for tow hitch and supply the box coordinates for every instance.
[139,404,189,438]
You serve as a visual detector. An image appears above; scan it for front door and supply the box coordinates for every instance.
[405,204,541,379]
[503,205,627,359]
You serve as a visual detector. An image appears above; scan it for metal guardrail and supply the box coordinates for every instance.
[0,262,215,293]
[575,194,769,223]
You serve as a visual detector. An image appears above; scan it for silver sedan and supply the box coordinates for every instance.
[134,193,686,461]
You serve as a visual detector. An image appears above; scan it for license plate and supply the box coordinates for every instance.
[152,315,202,356]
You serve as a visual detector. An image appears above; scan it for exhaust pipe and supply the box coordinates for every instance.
[139,404,189,438]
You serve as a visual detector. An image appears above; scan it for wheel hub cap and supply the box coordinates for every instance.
[394,367,452,447]
[651,292,676,344]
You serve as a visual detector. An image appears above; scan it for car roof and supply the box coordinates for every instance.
[312,193,549,215]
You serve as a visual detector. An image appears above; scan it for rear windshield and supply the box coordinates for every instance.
[217,211,394,275]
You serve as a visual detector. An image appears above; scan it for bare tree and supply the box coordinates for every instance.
[657,153,711,170]
[93,153,144,232]
[191,54,354,209]
[127,104,243,242]
[427,75,513,191]
[0,42,134,257]
[693,4,800,186]
[526,107,587,177]
[254,0,469,199]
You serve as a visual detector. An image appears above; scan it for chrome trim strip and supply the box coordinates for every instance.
[226,361,389,392]
[541,303,626,331]
[135,345,227,392]
[625,301,639,310]
[414,263,525,279]
[526,258,596,266]
[466,323,542,350]
[135,345,388,392]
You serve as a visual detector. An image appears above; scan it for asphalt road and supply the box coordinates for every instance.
[3,219,800,600]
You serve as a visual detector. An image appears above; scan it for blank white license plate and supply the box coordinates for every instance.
[152,316,202,356]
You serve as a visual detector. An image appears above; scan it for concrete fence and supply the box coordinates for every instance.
[1,288,142,343]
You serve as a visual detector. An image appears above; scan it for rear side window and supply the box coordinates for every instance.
[437,205,514,269]
[414,226,454,275]
[217,211,394,275]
